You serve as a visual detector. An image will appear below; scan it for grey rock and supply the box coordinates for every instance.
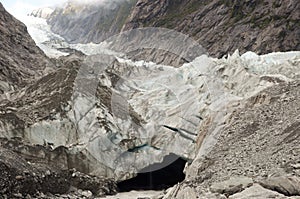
[259,175,300,196]
[229,184,287,199]
[210,176,253,196]
[170,77,300,198]
[0,3,52,93]
[175,187,198,199]
[123,0,300,58]
[0,139,117,197]
[81,190,93,198]
[187,80,300,187]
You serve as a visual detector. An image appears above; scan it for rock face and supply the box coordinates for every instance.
[0,3,51,94]
[47,0,137,43]
[123,0,300,57]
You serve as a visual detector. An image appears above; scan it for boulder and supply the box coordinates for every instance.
[229,184,289,199]
[210,176,253,196]
[259,175,300,196]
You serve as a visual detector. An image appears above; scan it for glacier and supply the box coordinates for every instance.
[12,15,300,183]
[22,15,69,58]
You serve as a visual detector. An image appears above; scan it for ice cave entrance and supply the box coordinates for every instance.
[117,153,186,192]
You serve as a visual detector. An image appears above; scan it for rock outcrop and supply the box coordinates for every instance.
[0,3,52,94]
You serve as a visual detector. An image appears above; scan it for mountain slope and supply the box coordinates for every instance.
[47,0,137,43]
[0,4,118,197]
[0,3,51,94]
[164,80,300,198]
[41,0,300,63]
[123,0,300,57]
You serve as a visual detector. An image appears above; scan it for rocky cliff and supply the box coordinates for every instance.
[0,3,52,94]
[123,0,300,57]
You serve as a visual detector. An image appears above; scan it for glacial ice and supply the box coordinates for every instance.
[14,15,300,180]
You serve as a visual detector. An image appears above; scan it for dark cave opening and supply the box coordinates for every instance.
[117,153,187,192]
